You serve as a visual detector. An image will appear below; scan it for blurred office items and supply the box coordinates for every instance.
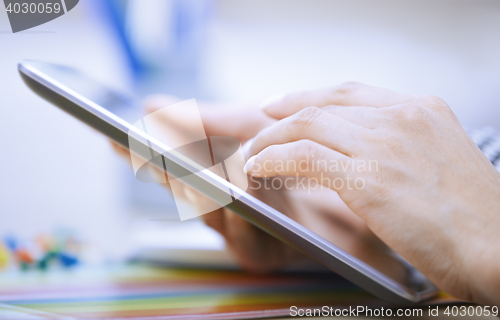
[0,231,83,272]
[0,242,8,270]
[0,0,132,262]
[99,0,212,97]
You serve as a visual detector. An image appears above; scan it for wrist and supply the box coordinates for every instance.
[459,187,500,305]
[465,237,500,305]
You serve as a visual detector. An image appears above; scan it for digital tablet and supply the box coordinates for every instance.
[18,60,438,304]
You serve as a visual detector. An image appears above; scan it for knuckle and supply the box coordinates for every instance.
[422,95,451,112]
[290,106,323,131]
[391,100,434,130]
[422,94,447,106]
[331,81,363,95]
[407,103,431,122]
[296,139,316,156]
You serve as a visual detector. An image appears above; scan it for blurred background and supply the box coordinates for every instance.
[1,0,499,268]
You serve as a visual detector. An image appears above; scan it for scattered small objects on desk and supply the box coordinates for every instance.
[0,230,83,272]
[0,243,8,270]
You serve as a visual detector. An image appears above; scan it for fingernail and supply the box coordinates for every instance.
[259,93,285,110]
[243,155,257,174]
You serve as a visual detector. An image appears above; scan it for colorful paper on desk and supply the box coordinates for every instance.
[0,264,388,320]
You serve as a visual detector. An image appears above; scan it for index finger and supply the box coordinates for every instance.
[263,82,412,120]
[143,94,275,143]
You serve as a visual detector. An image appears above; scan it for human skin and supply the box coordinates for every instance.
[112,95,402,276]
[242,82,500,305]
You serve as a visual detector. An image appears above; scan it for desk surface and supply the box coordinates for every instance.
[0,264,464,320]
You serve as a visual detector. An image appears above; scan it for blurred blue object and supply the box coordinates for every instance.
[98,0,143,76]
[96,0,212,83]
[3,236,17,252]
[58,253,79,268]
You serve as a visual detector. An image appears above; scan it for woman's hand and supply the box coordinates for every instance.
[113,95,397,275]
[242,82,500,305]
